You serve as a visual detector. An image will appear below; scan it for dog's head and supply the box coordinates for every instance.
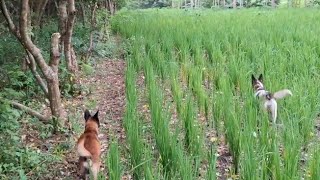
[84,109,100,130]
[251,74,264,91]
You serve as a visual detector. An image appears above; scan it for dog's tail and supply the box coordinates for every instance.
[273,89,292,100]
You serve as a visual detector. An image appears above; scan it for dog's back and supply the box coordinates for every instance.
[77,110,101,180]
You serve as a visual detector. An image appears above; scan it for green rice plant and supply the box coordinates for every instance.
[206,144,217,180]
[218,75,241,174]
[174,142,195,180]
[307,145,320,180]
[124,60,145,179]
[143,59,174,176]
[182,94,203,157]
[168,61,184,118]
[106,140,122,180]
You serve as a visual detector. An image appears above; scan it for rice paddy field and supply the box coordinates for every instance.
[110,9,320,179]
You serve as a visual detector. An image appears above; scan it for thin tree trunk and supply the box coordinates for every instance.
[79,0,86,26]
[233,0,237,8]
[25,50,49,96]
[37,0,49,27]
[107,0,115,15]
[49,33,63,121]
[58,0,77,73]
[86,2,98,61]
[64,0,77,73]
[58,0,67,47]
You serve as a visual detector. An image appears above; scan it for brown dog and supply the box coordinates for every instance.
[77,109,101,180]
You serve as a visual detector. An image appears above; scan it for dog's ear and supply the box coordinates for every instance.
[84,109,91,122]
[92,110,100,127]
[93,110,99,120]
[251,74,256,85]
[258,74,263,82]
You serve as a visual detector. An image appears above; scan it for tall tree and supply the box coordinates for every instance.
[1,0,65,128]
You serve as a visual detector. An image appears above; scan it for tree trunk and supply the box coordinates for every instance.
[31,0,48,27]
[58,0,77,74]
[86,2,98,61]
[64,0,77,73]
[107,0,115,15]
[58,0,67,47]
[79,0,86,26]
[49,33,63,124]
[233,0,237,8]
[37,0,49,28]
[20,0,64,123]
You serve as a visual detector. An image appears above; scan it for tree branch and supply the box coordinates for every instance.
[1,0,20,38]
[20,0,54,80]
[25,50,49,96]
[0,98,50,122]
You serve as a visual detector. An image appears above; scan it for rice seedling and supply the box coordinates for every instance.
[144,59,175,176]
[124,60,145,179]
[111,8,320,179]
[106,140,122,180]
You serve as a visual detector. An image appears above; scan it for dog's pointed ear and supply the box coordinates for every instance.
[84,109,91,122]
[251,74,256,85]
[93,110,99,120]
[93,110,100,127]
[258,74,263,82]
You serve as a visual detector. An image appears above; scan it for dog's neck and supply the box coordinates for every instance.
[253,81,273,100]
[84,121,99,135]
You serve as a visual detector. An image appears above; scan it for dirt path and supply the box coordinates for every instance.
[62,59,127,179]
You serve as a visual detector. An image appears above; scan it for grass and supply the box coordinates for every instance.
[111,9,320,179]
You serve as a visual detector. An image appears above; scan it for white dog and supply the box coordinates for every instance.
[252,74,292,123]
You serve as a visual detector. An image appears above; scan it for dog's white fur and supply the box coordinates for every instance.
[252,74,292,123]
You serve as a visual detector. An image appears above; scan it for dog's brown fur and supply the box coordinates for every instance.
[77,110,101,180]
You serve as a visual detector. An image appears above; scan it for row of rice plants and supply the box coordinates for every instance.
[124,60,152,179]
[112,9,320,179]
[143,59,196,178]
